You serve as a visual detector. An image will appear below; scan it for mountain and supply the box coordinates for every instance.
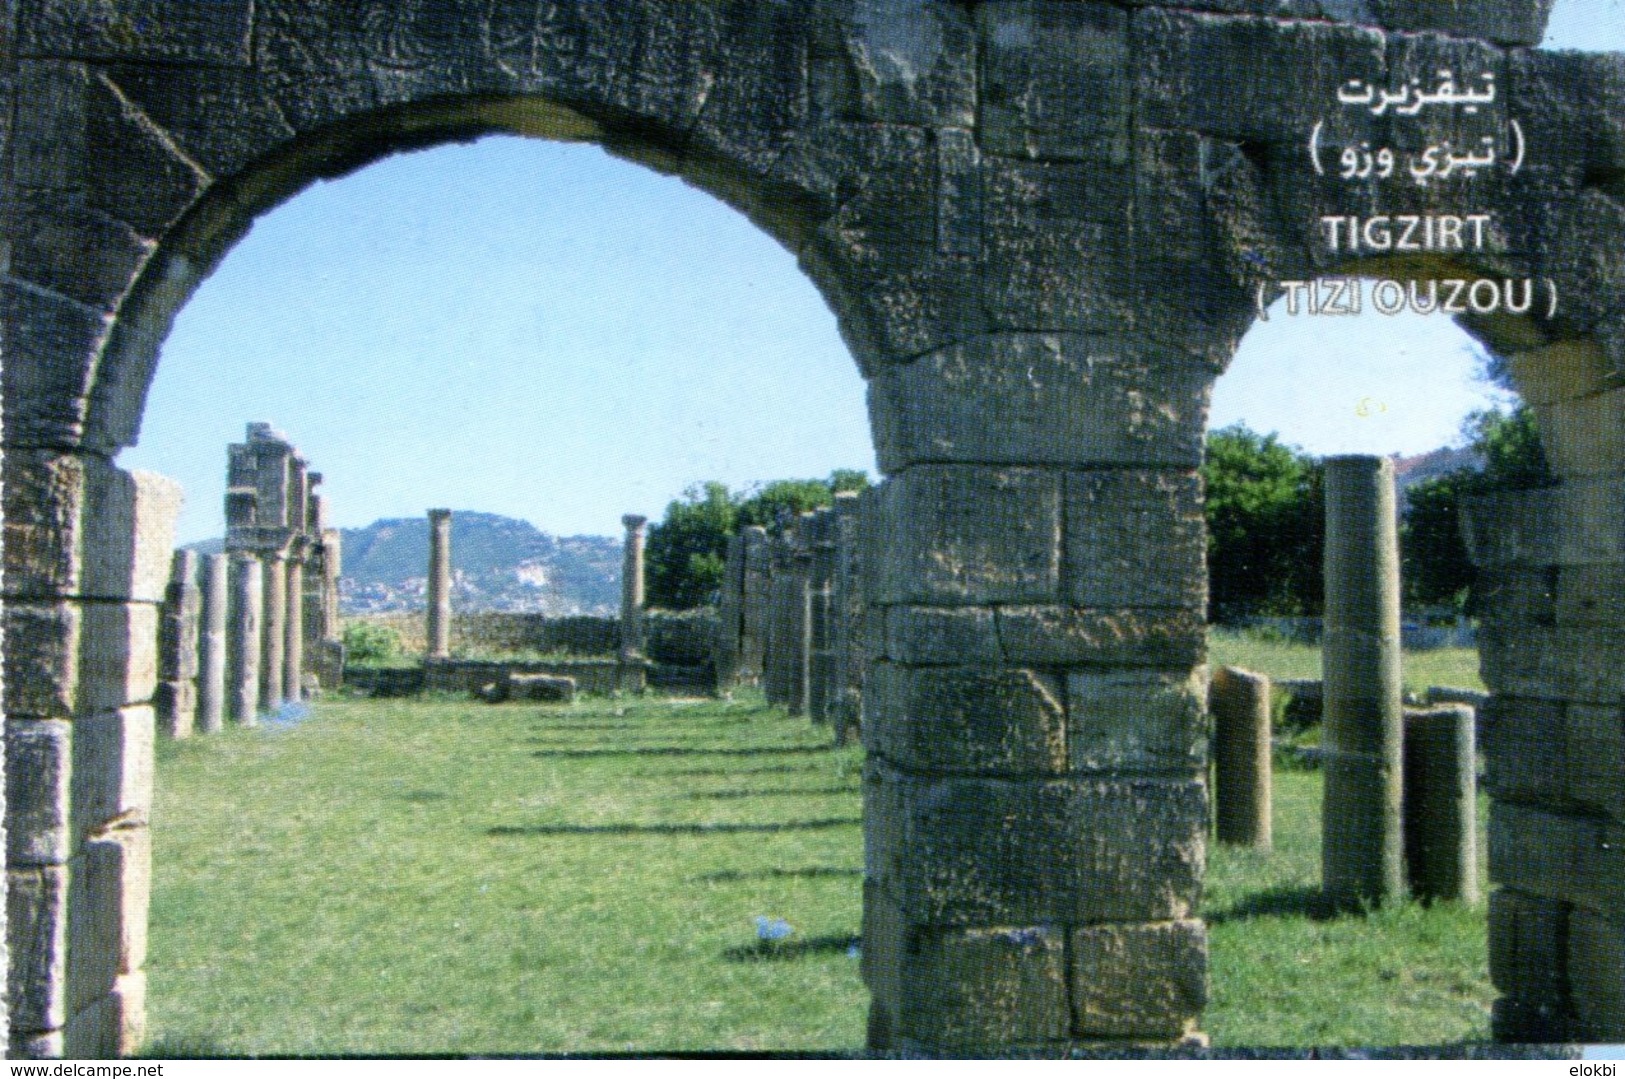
[189,512,622,615]
[339,512,621,615]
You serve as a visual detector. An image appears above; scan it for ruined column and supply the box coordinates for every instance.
[739,526,770,683]
[1210,666,1272,849]
[1322,455,1405,910]
[426,509,452,659]
[1403,704,1477,903]
[714,532,745,692]
[830,492,865,747]
[155,550,201,738]
[619,514,647,660]
[283,554,304,703]
[806,508,838,725]
[260,551,287,712]
[229,553,263,726]
[196,553,229,734]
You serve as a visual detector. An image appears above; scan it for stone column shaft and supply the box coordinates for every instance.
[197,553,229,733]
[260,553,287,712]
[619,514,647,661]
[1322,455,1405,909]
[156,549,201,738]
[426,509,452,659]
[229,554,263,726]
[284,559,304,703]
[1210,666,1272,849]
[1403,704,1477,903]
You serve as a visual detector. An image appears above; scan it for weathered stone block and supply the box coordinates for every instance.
[3,187,154,311]
[1558,564,1625,628]
[96,65,295,184]
[1476,566,1558,628]
[12,1029,65,1060]
[1533,390,1625,480]
[863,883,1068,1049]
[1064,470,1204,609]
[3,450,87,600]
[1068,668,1206,774]
[882,606,1000,664]
[1489,888,1570,1006]
[68,829,151,1014]
[865,761,1205,926]
[1479,624,1625,705]
[9,60,90,190]
[976,1,1129,163]
[1556,476,1625,565]
[1480,695,1566,807]
[1569,910,1625,1040]
[865,467,1060,605]
[980,163,1138,333]
[1374,0,1555,46]
[1462,488,1561,570]
[6,719,72,866]
[996,606,1205,668]
[504,672,576,703]
[8,864,68,1034]
[866,662,1066,775]
[19,0,252,64]
[78,602,160,715]
[72,706,155,835]
[1490,802,1625,917]
[62,971,146,1060]
[4,602,81,718]
[82,468,183,604]
[2,277,105,445]
[1070,920,1207,1039]
[1566,705,1625,823]
[810,0,975,128]
[872,335,1210,471]
[1133,8,1385,146]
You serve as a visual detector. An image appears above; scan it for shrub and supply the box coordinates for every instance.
[343,621,402,665]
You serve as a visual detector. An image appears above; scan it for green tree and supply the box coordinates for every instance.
[1202,424,1324,622]
[644,481,738,610]
[1401,404,1555,611]
[644,471,871,609]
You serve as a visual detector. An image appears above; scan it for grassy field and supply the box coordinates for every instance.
[1210,629,1486,693]
[147,677,1492,1055]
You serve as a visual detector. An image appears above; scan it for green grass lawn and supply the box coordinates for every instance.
[148,683,1493,1055]
[1210,629,1486,693]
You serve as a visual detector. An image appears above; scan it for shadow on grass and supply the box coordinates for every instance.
[488,817,861,837]
[682,785,860,800]
[724,933,861,962]
[691,866,862,883]
[629,763,827,778]
[1205,885,1334,924]
[400,789,450,803]
[531,745,831,759]
[140,1034,235,1058]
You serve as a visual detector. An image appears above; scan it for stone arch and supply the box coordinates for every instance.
[5,0,1623,1058]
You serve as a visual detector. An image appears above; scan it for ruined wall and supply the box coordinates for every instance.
[3,0,1622,1057]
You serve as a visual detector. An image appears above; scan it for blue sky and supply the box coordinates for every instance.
[118,1,1623,545]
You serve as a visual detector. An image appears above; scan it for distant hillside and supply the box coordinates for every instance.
[189,513,621,615]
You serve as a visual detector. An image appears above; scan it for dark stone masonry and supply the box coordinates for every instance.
[2,0,1621,1056]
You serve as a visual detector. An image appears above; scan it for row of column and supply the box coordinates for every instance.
[717,493,865,743]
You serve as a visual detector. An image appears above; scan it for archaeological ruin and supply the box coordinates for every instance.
[4,0,1623,1057]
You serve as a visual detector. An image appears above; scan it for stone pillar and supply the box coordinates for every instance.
[739,526,770,683]
[259,552,287,713]
[715,532,745,692]
[228,554,264,726]
[763,533,793,706]
[1209,666,1272,849]
[619,514,647,660]
[426,509,452,660]
[196,553,229,734]
[830,492,865,747]
[1321,455,1405,910]
[283,556,304,703]
[860,461,1211,1052]
[806,509,838,725]
[1403,704,1477,903]
[155,550,201,739]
